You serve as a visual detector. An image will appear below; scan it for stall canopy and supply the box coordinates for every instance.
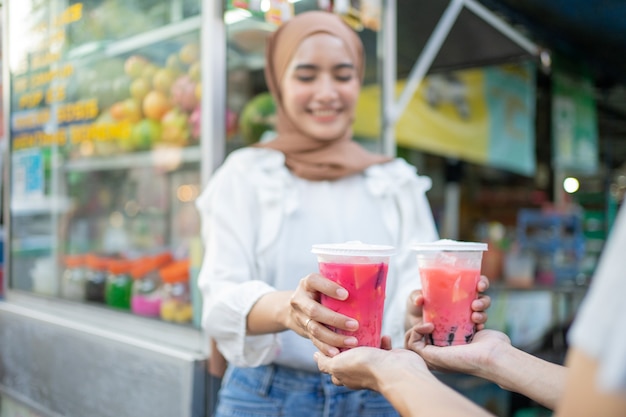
[396,0,540,78]
[478,0,626,89]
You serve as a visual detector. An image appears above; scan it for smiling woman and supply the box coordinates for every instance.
[195,9,491,417]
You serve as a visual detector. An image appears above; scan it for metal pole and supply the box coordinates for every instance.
[201,0,226,188]
[390,0,464,124]
[381,0,397,157]
[463,0,539,56]
[1,1,9,297]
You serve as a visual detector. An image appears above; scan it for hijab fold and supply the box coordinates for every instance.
[255,11,391,181]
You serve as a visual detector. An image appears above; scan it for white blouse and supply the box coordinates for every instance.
[195,147,438,371]
[568,203,626,393]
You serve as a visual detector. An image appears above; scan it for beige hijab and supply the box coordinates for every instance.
[255,10,391,181]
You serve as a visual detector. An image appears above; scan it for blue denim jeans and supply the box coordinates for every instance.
[214,364,400,417]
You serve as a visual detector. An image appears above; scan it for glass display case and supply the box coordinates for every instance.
[8,0,203,327]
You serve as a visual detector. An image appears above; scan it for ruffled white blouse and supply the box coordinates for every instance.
[195,147,438,371]
[568,203,626,393]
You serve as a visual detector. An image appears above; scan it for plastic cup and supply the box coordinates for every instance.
[311,241,396,349]
[411,239,488,346]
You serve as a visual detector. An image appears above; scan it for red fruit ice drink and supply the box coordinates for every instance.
[319,262,388,348]
[312,242,395,349]
[412,240,487,347]
[420,265,480,346]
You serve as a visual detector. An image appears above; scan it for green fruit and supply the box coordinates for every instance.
[238,92,276,144]
[130,119,161,151]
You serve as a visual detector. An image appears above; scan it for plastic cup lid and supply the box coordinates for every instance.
[411,239,488,252]
[311,241,396,257]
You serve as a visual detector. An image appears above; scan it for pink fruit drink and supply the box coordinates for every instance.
[420,265,480,346]
[319,262,388,348]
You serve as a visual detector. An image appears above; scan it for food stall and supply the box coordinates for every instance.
[0,0,541,415]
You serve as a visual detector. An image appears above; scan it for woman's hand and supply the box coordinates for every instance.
[405,275,492,330]
[288,273,360,356]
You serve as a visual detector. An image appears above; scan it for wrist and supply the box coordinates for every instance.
[482,342,523,390]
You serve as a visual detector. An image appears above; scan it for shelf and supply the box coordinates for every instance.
[64,146,201,172]
[488,282,589,294]
[11,235,54,253]
[11,196,73,216]
[66,15,202,62]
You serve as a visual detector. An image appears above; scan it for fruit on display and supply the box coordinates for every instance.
[69,35,202,157]
[130,77,151,101]
[124,55,149,79]
[165,53,184,75]
[239,92,276,144]
[161,107,190,146]
[152,68,177,94]
[189,106,201,140]
[142,90,172,121]
[171,75,199,112]
[92,110,125,156]
[188,62,201,82]
[110,98,142,123]
[130,118,162,151]
[179,42,200,65]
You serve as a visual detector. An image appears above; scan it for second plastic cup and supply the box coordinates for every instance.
[411,239,488,347]
[311,241,395,349]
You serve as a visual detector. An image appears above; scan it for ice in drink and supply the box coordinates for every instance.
[312,242,395,349]
[412,240,487,347]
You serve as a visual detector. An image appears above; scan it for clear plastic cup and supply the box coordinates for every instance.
[311,241,395,349]
[411,239,488,346]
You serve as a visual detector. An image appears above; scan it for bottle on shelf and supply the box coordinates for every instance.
[61,254,87,301]
[105,259,133,310]
[159,259,192,324]
[84,254,110,303]
[130,251,173,317]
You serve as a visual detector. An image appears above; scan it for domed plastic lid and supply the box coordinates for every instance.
[311,241,396,257]
[411,239,488,252]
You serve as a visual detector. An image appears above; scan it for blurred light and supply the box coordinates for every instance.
[540,50,552,69]
[177,184,198,202]
[124,200,140,217]
[109,211,124,228]
[563,177,580,194]
[260,0,271,12]
[224,9,252,25]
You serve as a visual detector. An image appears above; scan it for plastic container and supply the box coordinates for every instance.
[61,254,86,301]
[105,259,133,309]
[411,239,488,346]
[311,241,395,349]
[159,259,193,324]
[130,258,163,317]
[84,254,109,303]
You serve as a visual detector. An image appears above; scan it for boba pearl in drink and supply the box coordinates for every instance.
[312,242,395,349]
[412,240,487,346]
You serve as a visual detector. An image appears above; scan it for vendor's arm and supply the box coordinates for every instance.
[407,327,567,410]
[315,347,490,417]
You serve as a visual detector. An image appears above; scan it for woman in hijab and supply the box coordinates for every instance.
[196,10,490,416]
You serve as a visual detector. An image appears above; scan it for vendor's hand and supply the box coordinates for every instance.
[406,275,492,330]
[314,347,431,391]
[289,273,359,356]
[405,326,511,377]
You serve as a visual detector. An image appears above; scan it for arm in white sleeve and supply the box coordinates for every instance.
[196,154,281,367]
